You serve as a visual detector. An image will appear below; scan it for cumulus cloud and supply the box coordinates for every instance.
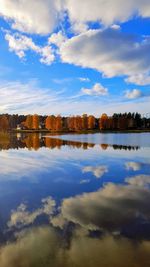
[0,227,63,267]
[1,1,150,87]
[48,31,67,47]
[5,32,54,65]
[54,177,150,231]
[1,0,150,37]
[1,226,150,267]
[125,161,142,171]
[82,83,108,96]
[8,197,56,228]
[126,175,150,187]
[64,0,150,26]
[125,89,142,99]
[1,0,150,90]
[71,21,88,34]
[60,28,150,85]
[125,74,150,86]
[82,165,108,178]
[0,0,61,34]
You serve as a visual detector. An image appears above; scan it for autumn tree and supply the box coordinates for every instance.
[32,114,39,130]
[32,134,40,150]
[82,114,88,130]
[25,115,33,129]
[23,135,33,150]
[55,115,62,131]
[67,117,75,131]
[0,115,9,131]
[99,113,108,130]
[88,115,95,129]
[74,116,82,131]
[45,137,52,148]
[45,115,56,130]
[101,144,108,150]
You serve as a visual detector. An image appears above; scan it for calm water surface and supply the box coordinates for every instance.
[0,132,150,266]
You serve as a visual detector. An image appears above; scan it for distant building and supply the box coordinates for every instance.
[16,124,27,130]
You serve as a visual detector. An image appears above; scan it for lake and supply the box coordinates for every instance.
[0,132,150,267]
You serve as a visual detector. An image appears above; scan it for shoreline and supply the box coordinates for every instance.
[11,129,150,134]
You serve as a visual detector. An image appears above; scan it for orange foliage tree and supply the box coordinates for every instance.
[32,134,40,150]
[55,115,62,131]
[67,117,75,131]
[45,115,56,130]
[74,116,82,131]
[88,115,95,129]
[0,115,9,131]
[25,115,33,129]
[82,114,88,130]
[32,114,39,130]
[99,113,108,130]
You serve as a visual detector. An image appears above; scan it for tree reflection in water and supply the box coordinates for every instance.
[0,132,140,151]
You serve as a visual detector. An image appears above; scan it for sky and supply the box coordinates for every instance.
[0,0,150,116]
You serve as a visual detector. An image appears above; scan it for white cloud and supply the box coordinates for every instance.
[8,197,56,228]
[125,161,142,171]
[1,0,150,37]
[0,80,63,114]
[1,226,150,267]
[48,31,67,47]
[1,2,150,87]
[39,45,55,65]
[5,32,54,65]
[111,24,121,30]
[82,165,108,178]
[125,89,142,99]
[56,179,150,231]
[0,0,61,34]
[125,74,150,86]
[82,83,108,96]
[0,79,149,116]
[64,0,150,26]
[59,28,150,85]
[0,148,67,180]
[126,175,150,187]
[0,226,64,267]
[71,22,88,34]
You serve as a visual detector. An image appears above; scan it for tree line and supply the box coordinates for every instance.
[0,112,149,131]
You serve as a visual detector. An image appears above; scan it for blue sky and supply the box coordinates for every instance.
[0,0,150,116]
